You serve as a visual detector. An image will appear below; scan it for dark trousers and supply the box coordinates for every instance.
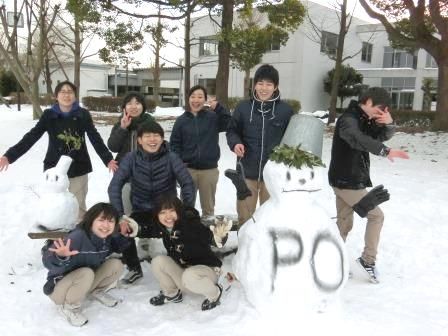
[122,210,157,271]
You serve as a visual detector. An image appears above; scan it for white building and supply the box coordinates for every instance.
[189,0,438,112]
[38,61,113,101]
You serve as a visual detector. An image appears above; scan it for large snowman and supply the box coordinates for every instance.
[233,114,348,315]
[34,155,79,231]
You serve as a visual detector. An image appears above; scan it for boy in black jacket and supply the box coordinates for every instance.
[226,64,293,226]
[328,87,409,283]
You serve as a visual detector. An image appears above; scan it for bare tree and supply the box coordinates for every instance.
[306,0,371,124]
[0,0,59,118]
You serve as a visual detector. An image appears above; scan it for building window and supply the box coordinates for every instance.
[199,36,219,56]
[383,47,417,68]
[425,53,438,68]
[320,31,338,55]
[381,77,416,110]
[267,32,281,51]
[198,78,216,95]
[361,42,373,63]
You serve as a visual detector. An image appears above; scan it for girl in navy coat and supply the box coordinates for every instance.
[0,81,118,217]
[42,202,128,327]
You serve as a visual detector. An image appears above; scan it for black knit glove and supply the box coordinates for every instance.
[224,166,252,201]
[353,185,390,218]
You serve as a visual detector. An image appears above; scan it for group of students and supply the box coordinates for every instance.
[0,63,409,326]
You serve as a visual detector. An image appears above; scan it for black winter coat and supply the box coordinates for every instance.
[108,142,195,216]
[107,112,155,163]
[151,207,221,268]
[3,103,113,178]
[170,104,230,169]
[226,94,293,180]
[42,227,129,295]
[328,100,396,189]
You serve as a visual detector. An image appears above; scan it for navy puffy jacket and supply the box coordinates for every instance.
[42,228,129,295]
[108,141,195,216]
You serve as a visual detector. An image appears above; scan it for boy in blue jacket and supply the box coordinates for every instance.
[108,121,195,286]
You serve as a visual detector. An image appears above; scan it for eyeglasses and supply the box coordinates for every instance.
[59,90,75,96]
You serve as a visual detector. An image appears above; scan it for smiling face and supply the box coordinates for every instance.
[158,207,178,228]
[137,132,163,153]
[254,80,277,102]
[91,212,116,238]
[188,88,206,114]
[124,97,144,118]
[56,84,76,112]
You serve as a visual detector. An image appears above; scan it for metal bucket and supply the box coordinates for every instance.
[280,114,325,158]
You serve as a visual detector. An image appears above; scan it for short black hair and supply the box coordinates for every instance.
[54,81,77,97]
[78,202,119,235]
[359,87,392,107]
[153,193,183,223]
[137,121,164,138]
[121,92,147,113]
[254,64,279,87]
[188,85,207,100]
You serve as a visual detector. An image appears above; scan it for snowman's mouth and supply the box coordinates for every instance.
[282,188,321,193]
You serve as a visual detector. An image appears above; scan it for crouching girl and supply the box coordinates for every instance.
[42,202,129,327]
[121,194,232,311]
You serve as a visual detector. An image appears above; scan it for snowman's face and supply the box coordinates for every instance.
[264,160,323,199]
[43,167,70,192]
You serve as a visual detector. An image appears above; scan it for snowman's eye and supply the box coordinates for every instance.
[55,175,59,182]
[286,171,291,181]
[310,171,315,179]
[45,174,49,181]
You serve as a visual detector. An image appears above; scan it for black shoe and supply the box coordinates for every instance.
[356,257,379,284]
[150,289,183,306]
[201,285,223,311]
[119,268,143,287]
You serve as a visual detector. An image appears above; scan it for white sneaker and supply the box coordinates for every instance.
[91,289,120,307]
[58,303,88,327]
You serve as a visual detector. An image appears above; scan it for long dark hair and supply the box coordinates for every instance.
[78,202,120,235]
[152,194,183,224]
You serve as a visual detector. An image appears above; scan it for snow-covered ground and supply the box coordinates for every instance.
[0,104,447,335]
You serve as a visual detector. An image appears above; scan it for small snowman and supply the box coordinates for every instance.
[233,114,348,315]
[34,155,79,231]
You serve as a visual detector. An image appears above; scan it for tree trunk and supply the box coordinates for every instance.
[328,0,347,125]
[44,58,53,95]
[30,80,42,119]
[215,0,234,107]
[183,8,191,107]
[73,19,81,95]
[244,69,251,98]
[433,60,448,130]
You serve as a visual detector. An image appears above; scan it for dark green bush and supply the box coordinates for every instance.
[82,96,123,113]
[283,99,301,114]
[391,110,434,128]
[82,95,157,113]
[227,97,244,113]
